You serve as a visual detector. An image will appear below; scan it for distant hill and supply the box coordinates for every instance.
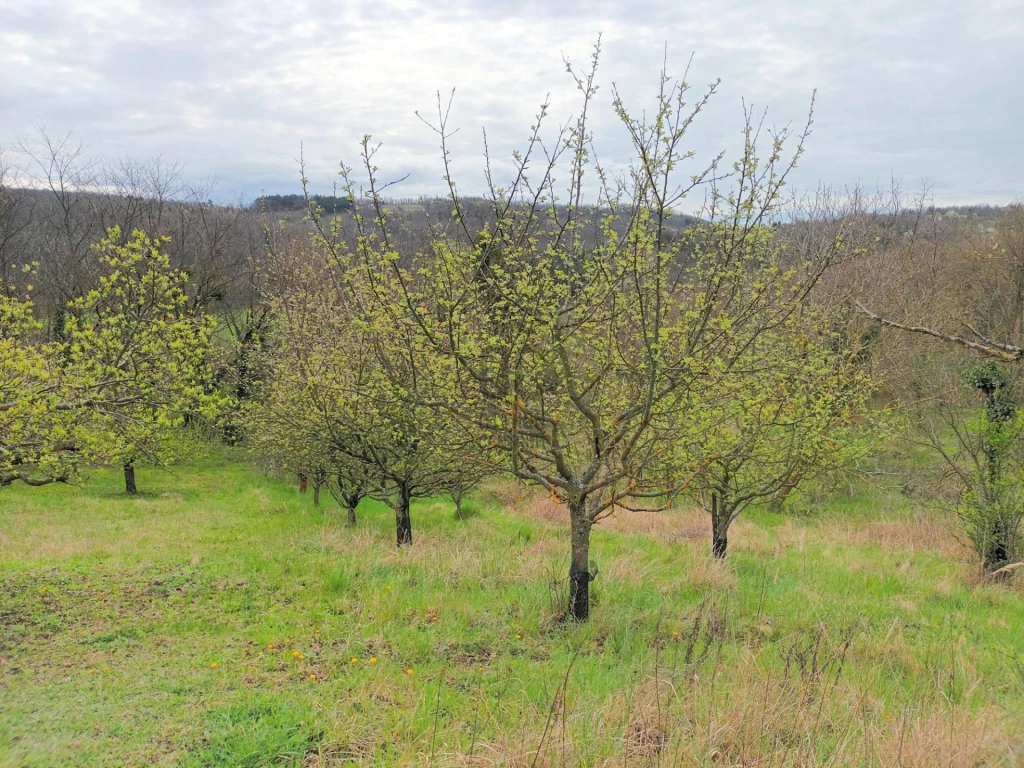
[255,193,353,213]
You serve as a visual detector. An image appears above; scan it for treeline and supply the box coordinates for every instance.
[0,134,266,318]
[256,193,353,213]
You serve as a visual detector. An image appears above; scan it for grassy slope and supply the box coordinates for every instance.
[1,451,1023,766]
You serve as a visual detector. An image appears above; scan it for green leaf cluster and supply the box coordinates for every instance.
[0,228,222,487]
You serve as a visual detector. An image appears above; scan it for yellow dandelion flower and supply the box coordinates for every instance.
[369,657,377,663]
[406,668,414,675]
[210,662,218,668]
[87,669,94,675]
[309,673,317,680]
[515,634,521,639]
[103,666,110,671]
[386,585,391,590]
[350,657,358,664]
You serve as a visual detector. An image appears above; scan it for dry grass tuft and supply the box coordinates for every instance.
[821,511,964,557]
[599,506,710,543]
[618,677,671,760]
[505,484,772,550]
[682,552,739,592]
[875,708,1017,767]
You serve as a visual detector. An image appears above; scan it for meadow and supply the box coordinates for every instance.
[2,451,1023,766]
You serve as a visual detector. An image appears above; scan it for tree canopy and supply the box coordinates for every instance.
[0,228,221,487]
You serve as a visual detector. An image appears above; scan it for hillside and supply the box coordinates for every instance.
[2,452,1023,766]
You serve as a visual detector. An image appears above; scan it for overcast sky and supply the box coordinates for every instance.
[1,0,1021,209]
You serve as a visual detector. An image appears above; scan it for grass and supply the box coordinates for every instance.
[2,450,1024,766]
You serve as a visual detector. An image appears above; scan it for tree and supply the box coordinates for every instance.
[960,362,1024,571]
[251,241,486,545]
[848,204,1024,574]
[682,310,876,557]
[0,292,84,486]
[445,465,490,520]
[1,229,219,489]
[11,129,267,336]
[15,128,104,311]
[852,204,1024,365]
[244,360,376,525]
[0,148,33,299]
[326,451,373,527]
[256,193,353,214]
[218,305,272,446]
[60,229,221,493]
[341,44,840,619]
[912,361,1024,574]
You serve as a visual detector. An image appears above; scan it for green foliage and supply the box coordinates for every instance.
[956,361,1024,569]
[681,302,881,553]
[0,291,79,484]
[244,244,487,537]
[964,360,1016,424]
[0,228,222,488]
[256,193,352,214]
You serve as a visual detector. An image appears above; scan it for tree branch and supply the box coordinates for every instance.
[854,302,1023,361]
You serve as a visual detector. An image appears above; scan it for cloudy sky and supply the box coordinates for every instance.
[1,0,1021,209]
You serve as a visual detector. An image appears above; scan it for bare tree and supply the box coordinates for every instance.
[0,147,34,296]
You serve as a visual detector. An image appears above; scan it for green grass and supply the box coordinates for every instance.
[2,451,1023,766]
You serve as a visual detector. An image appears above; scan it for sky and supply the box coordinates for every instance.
[1,0,1021,209]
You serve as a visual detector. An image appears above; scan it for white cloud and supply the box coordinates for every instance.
[1,0,1020,207]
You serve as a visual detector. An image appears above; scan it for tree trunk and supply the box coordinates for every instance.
[453,493,466,520]
[343,483,360,527]
[768,465,804,511]
[568,502,593,621]
[313,483,321,506]
[712,530,728,559]
[124,462,137,495]
[395,486,413,547]
[985,517,1011,572]
[711,493,728,559]
[298,473,308,493]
